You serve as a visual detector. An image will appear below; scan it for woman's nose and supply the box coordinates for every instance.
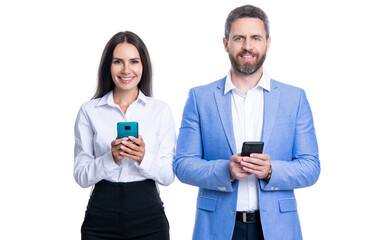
[121,63,130,74]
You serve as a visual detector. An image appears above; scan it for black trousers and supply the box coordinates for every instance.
[81,179,169,240]
[232,220,264,240]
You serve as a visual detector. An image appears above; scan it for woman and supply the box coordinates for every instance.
[74,31,175,240]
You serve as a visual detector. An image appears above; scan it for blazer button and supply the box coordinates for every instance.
[231,210,235,216]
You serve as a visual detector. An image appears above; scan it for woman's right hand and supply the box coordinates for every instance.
[111,138,126,164]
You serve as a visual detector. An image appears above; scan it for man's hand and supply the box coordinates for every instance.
[240,153,271,179]
[229,154,251,180]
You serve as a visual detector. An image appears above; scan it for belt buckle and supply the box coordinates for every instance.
[242,212,256,224]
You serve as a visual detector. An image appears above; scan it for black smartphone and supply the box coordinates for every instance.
[117,122,138,139]
[241,141,264,156]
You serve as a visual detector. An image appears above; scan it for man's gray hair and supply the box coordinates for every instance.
[224,5,270,40]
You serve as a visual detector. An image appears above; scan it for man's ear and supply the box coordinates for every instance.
[266,36,271,52]
[223,37,229,52]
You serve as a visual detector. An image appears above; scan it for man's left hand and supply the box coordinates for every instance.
[240,153,271,179]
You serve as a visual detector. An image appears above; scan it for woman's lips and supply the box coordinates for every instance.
[119,76,134,84]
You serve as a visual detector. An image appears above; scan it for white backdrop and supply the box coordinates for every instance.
[1,0,372,239]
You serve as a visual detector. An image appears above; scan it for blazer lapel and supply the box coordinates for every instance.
[213,79,237,155]
[262,80,280,152]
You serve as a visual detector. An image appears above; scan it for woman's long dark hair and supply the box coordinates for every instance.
[92,31,152,99]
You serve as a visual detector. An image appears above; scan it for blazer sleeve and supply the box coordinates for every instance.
[174,89,235,192]
[260,89,320,191]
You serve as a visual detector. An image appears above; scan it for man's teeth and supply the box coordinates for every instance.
[243,55,253,58]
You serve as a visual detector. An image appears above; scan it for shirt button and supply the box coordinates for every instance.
[231,210,235,216]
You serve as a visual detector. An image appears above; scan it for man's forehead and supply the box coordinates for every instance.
[230,17,266,35]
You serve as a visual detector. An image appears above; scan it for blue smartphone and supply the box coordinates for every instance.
[117,122,138,139]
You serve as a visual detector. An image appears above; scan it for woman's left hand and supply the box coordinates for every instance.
[119,135,145,164]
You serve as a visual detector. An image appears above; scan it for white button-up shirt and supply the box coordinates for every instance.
[224,70,271,212]
[74,90,176,188]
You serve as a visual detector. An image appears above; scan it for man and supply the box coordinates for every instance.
[174,5,320,240]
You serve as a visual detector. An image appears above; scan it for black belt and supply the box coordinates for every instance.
[236,211,260,224]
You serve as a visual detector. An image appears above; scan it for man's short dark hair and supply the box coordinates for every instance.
[225,5,270,40]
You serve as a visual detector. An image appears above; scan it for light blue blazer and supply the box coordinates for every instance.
[174,77,320,240]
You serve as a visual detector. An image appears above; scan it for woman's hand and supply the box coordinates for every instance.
[111,135,145,164]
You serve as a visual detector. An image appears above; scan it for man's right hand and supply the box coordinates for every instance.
[229,153,251,180]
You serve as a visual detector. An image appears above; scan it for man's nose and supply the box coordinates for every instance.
[242,39,253,51]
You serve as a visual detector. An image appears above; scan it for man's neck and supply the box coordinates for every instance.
[231,67,263,94]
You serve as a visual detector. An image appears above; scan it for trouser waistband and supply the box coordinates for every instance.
[236,211,260,224]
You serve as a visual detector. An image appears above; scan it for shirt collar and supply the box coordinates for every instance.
[96,90,149,107]
[137,90,150,104]
[224,69,271,95]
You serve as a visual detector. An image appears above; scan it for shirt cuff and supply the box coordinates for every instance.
[102,151,121,174]
[135,151,156,175]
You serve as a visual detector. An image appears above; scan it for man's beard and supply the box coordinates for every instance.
[229,50,267,75]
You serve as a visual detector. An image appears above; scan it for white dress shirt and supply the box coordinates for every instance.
[74,90,176,188]
[224,70,271,212]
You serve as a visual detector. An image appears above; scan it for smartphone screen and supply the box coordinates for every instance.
[117,122,138,139]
